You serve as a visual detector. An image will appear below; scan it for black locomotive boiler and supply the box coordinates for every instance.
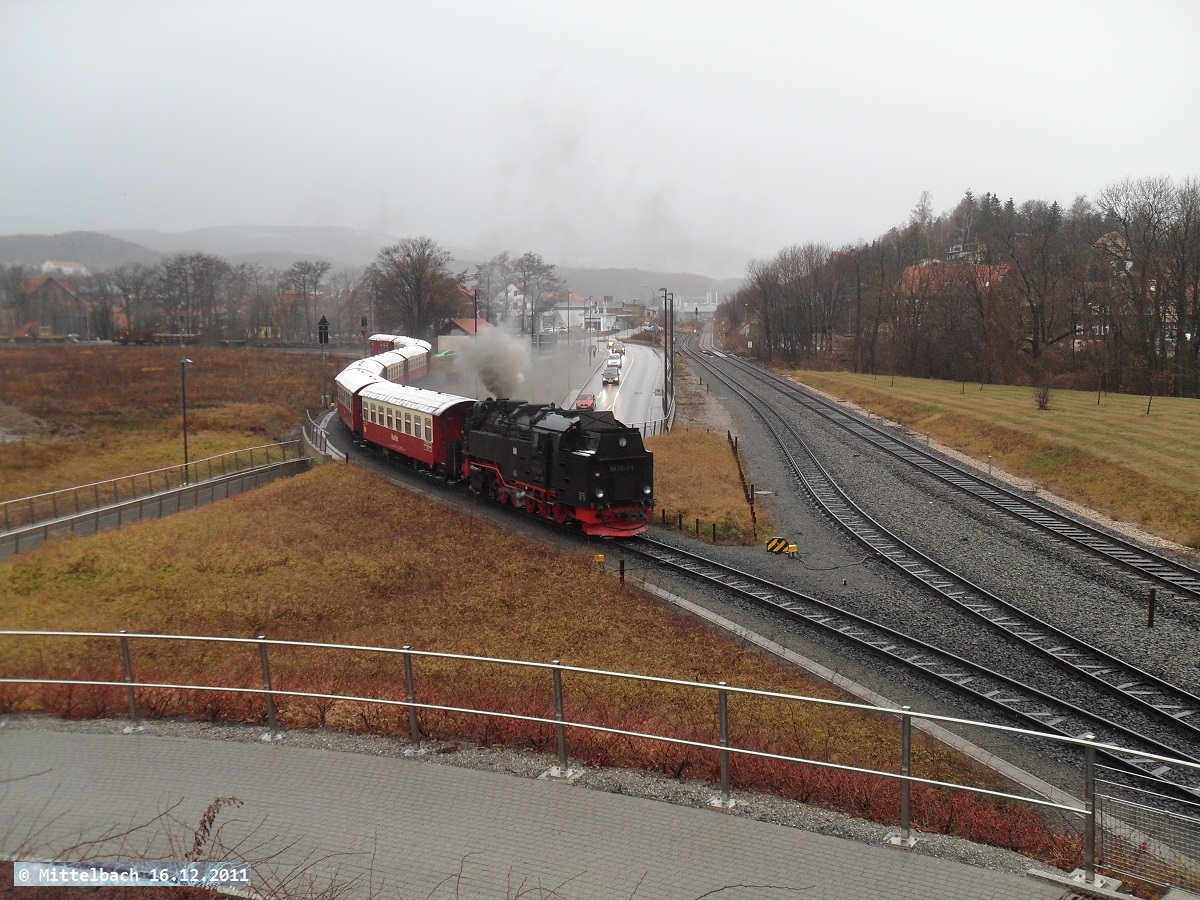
[463,399,655,537]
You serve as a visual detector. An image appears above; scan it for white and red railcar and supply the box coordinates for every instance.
[358,381,474,476]
[334,364,383,436]
[365,336,431,382]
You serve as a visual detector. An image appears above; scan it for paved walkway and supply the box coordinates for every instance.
[0,726,1082,900]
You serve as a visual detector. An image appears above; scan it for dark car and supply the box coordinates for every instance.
[602,367,620,385]
[575,391,596,410]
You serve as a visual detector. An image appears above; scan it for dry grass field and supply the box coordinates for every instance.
[0,344,332,501]
[786,370,1200,552]
[647,355,765,543]
[0,344,1078,867]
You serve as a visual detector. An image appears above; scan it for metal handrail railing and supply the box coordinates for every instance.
[5,629,1195,887]
[0,459,308,557]
[0,441,302,533]
[303,410,346,461]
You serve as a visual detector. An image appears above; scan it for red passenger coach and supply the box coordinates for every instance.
[368,333,405,356]
[358,381,475,477]
[365,335,431,382]
[334,365,381,436]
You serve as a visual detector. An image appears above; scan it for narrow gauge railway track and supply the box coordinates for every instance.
[683,347,1200,759]
[626,535,1200,800]
[707,346,1200,603]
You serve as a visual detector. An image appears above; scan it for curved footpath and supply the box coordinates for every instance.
[0,720,1096,900]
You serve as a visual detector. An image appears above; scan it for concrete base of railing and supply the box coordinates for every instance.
[1026,868,1124,898]
[540,766,584,783]
[706,795,741,812]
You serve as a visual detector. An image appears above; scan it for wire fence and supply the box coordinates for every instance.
[1098,768,1200,889]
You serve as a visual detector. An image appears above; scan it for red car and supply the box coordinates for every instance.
[575,391,596,410]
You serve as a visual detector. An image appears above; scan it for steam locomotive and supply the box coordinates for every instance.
[333,341,654,537]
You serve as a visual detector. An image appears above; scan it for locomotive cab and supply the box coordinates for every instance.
[464,401,654,536]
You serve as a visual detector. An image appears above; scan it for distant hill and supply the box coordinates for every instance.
[554,267,740,304]
[109,224,395,270]
[0,232,160,269]
[0,226,744,299]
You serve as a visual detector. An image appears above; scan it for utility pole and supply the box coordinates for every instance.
[318,315,330,408]
[659,288,669,416]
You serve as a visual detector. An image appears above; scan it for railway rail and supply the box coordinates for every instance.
[710,347,1200,604]
[626,535,1200,801]
[680,343,1200,787]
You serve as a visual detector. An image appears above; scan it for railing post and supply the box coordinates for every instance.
[257,635,279,736]
[887,706,917,848]
[718,682,731,805]
[119,630,139,723]
[402,646,421,750]
[900,707,912,842]
[1083,733,1097,884]
[552,659,570,776]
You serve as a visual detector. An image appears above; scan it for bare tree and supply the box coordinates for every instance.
[285,260,332,342]
[111,263,156,335]
[470,252,512,323]
[153,252,230,340]
[327,267,363,342]
[509,251,562,338]
[368,236,461,339]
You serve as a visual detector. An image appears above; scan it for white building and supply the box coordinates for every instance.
[41,260,90,278]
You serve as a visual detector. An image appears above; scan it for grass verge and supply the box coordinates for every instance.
[786,370,1200,551]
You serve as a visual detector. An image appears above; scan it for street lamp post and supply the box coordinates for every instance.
[659,288,669,415]
[180,358,193,485]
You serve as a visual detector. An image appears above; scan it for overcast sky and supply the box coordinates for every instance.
[4,0,1198,278]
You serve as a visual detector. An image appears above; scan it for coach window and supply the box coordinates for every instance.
[424,417,432,440]
[405,412,412,435]
[386,409,393,429]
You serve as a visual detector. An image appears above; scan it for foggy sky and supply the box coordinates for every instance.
[4,0,1198,278]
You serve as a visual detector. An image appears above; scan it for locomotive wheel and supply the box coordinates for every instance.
[525,496,538,514]
[538,500,552,518]
[553,503,570,524]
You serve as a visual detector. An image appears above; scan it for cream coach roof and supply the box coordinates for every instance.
[359,381,475,416]
[335,365,385,393]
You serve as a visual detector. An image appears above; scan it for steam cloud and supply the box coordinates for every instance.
[457,327,532,398]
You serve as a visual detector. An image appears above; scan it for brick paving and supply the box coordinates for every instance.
[0,729,1073,899]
